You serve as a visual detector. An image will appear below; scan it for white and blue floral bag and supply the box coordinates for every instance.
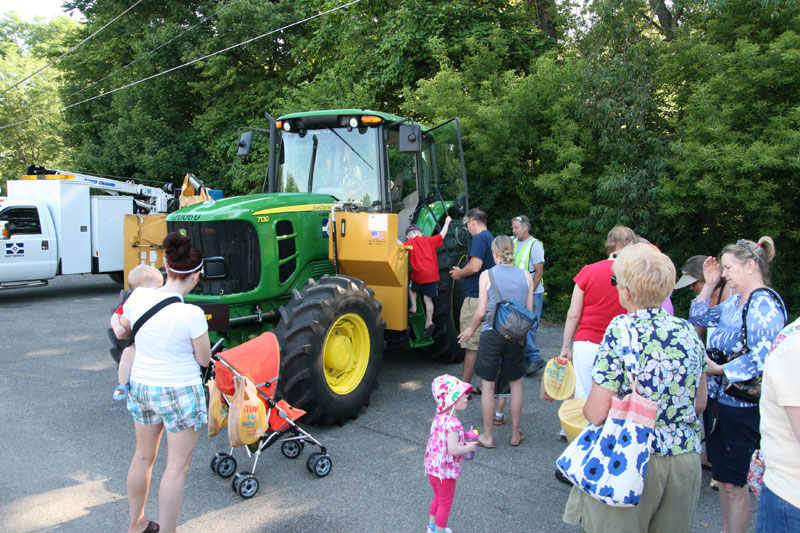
[556,318,658,507]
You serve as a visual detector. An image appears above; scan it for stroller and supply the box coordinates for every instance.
[208,332,331,498]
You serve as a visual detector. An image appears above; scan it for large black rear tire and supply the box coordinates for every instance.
[273,275,386,425]
[419,248,465,363]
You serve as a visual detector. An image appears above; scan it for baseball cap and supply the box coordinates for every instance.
[675,255,708,290]
[405,224,422,237]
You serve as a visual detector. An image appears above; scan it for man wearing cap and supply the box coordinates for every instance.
[451,208,495,391]
[511,215,546,376]
[675,255,730,340]
[404,216,452,338]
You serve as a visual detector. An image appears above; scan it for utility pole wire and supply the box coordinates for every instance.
[0,0,363,131]
[65,0,240,102]
[0,0,144,96]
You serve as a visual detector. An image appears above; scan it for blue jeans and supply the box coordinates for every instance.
[757,484,800,533]
[525,292,544,363]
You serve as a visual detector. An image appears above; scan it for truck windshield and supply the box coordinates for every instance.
[276,126,380,205]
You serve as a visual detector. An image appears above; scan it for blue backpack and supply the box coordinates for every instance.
[488,269,537,343]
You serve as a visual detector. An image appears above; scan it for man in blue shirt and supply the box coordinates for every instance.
[450,208,495,392]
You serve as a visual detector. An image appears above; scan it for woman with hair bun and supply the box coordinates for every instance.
[458,235,533,448]
[117,232,211,533]
[690,236,787,533]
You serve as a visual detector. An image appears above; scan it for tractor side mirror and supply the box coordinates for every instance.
[202,256,228,279]
[237,131,253,157]
[399,124,421,153]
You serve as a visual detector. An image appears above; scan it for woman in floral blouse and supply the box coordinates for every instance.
[563,244,708,533]
[690,237,786,533]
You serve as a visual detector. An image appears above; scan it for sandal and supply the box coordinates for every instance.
[510,429,525,447]
[142,521,160,533]
[476,435,494,449]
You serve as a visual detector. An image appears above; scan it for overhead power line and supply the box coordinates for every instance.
[65,0,240,102]
[0,0,144,96]
[0,0,364,131]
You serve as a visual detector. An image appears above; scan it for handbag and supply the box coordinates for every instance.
[556,317,658,507]
[723,288,786,404]
[487,269,537,343]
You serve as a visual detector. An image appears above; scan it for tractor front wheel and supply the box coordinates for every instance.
[273,275,386,425]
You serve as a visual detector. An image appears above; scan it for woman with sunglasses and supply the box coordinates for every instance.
[689,237,787,533]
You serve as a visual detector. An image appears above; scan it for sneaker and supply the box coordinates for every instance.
[558,427,566,440]
[493,414,507,426]
[427,528,452,533]
[525,359,545,376]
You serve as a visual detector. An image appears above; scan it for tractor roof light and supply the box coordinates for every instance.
[282,121,291,132]
[275,120,283,130]
[361,115,383,124]
[348,117,359,128]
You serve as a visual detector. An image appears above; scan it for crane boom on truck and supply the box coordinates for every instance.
[0,167,181,289]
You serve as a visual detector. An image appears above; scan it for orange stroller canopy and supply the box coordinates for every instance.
[215,332,280,399]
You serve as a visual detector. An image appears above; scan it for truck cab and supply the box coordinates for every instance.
[0,201,58,285]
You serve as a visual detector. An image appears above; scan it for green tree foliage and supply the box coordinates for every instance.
[0,14,77,192]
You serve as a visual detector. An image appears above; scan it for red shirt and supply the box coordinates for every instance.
[405,234,443,284]
[573,259,627,344]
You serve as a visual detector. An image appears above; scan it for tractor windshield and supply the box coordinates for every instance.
[276,126,380,205]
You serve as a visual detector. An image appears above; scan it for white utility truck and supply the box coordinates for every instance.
[0,170,173,289]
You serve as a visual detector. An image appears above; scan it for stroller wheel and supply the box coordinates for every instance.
[281,440,305,459]
[231,471,249,492]
[237,474,259,498]
[215,454,237,478]
[210,453,222,473]
[307,453,333,477]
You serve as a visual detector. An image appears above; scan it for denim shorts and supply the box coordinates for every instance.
[757,484,800,533]
[127,381,207,433]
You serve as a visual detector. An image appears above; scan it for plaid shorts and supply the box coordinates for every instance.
[127,381,208,433]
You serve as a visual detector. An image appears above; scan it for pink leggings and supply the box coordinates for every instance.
[428,474,457,528]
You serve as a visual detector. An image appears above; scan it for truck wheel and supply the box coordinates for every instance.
[273,275,386,425]
[419,249,465,363]
[108,271,125,284]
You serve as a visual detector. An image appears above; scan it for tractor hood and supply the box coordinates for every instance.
[167,192,336,223]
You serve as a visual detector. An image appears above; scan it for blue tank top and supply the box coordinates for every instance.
[482,264,530,332]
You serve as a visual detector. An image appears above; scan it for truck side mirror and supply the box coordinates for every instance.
[202,256,228,279]
[399,124,421,153]
[237,131,253,157]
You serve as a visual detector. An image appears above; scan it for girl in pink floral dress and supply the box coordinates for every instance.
[424,374,478,533]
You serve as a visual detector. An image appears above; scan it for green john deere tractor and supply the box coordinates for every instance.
[168,109,470,424]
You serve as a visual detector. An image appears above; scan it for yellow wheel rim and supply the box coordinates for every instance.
[323,313,370,395]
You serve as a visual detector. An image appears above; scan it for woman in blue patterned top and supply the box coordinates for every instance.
[689,236,786,533]
[563,244,708,533]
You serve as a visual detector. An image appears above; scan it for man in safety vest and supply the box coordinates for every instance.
[511,215,545,376]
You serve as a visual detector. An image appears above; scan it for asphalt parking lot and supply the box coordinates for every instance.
[0,275,754,532]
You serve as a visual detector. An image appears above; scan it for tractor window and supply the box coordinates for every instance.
[277,126,381,206]
[0,206,42,235]
[421,118,467,208]
[386,138,417,213]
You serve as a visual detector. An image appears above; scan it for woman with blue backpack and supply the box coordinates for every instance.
[457,235,535,449]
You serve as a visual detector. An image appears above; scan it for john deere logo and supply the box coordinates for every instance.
[179,228,187,236]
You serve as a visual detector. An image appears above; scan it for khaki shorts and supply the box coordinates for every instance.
[459,297,482,351]
[563,452,701,533]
